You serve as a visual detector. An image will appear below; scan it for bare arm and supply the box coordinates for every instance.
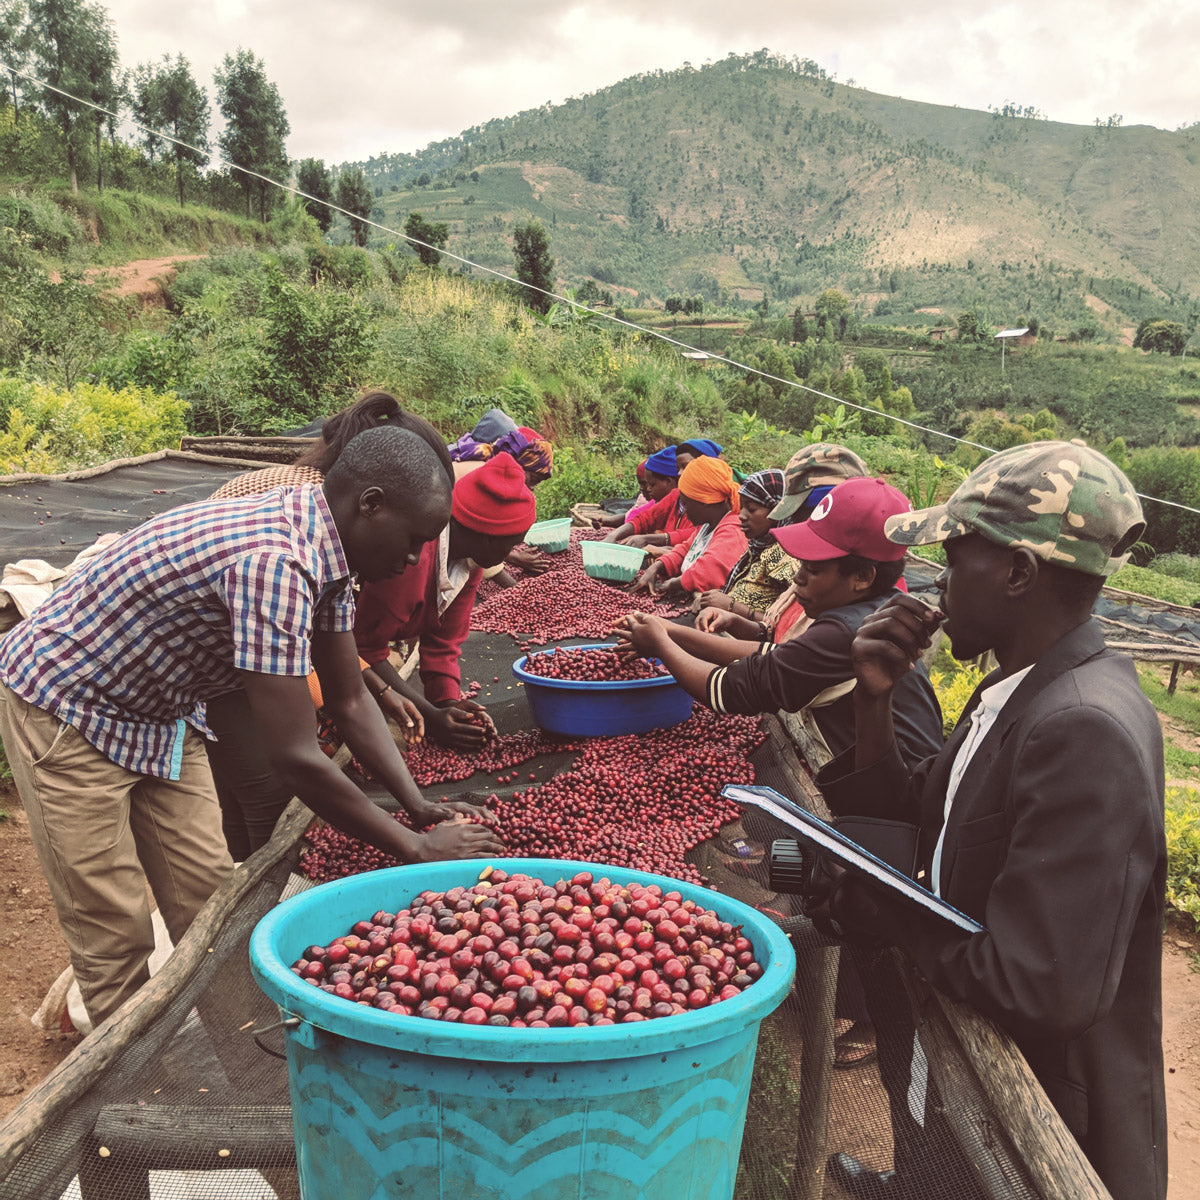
[611,613,757,702]
[239,631,501,861]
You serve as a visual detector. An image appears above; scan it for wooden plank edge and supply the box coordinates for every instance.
[0,797,312,1176]
[922,985,1111,1200]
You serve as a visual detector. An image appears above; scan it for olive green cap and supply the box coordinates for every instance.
[884,440,1145,577]
[771,442,871,522]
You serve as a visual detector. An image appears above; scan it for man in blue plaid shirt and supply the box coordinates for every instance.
[0,427,502,1027]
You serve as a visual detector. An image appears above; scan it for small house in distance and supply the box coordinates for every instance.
[995,327,1036,348]
[994,326,1033,369]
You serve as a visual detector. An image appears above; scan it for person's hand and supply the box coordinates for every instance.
[609,612,635,651]
[695,606,743,635]
[609,614,667,652]
[428,701,494,748]
[799,857,887,947]
[696,590,732,613]
[851,594,945,700]
[654,576,686,599]
[410,794,497,827]
[377,691,424,746]
[642,543,670,560]
[602,528,622,543]
[414,815,504,862]
[508,547,550,575]
[628,562,662,594]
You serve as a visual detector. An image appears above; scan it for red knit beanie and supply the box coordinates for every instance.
[452,454,537,536]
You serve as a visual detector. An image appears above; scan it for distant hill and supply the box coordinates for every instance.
[340,52,1200,338]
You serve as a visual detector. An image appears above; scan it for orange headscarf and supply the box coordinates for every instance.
[679,457,740,512]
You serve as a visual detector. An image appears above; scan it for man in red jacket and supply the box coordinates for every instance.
[354,453,536,749]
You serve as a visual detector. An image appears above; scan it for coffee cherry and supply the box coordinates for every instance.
[289,872,763,1025]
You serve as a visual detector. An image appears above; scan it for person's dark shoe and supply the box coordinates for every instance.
[827,1152,901,1199]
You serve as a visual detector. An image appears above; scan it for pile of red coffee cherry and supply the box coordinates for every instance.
[521,645,667,682]
[290,869,764,1026]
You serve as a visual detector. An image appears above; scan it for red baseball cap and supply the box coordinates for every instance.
[773,477,911,562]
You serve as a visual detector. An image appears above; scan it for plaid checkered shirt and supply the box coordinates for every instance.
[0,485,354,780]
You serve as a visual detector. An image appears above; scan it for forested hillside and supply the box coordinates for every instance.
[347,53,1200,338]
[0,8,1196,571]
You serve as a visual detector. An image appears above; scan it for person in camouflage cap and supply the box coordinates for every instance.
[884,440,1145,577]
[811,438,1166,1200]
[771,442,871,523]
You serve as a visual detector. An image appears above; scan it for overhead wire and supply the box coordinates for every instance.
[4,60,1200,518]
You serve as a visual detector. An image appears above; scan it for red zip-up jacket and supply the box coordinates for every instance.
[353,538,481,705]
[628,488,695,545]
[657,510,748,593]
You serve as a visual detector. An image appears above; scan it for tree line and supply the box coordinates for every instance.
[0,0,383,234]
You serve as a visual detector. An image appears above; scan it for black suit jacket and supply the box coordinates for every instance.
[817,620,1167,1200]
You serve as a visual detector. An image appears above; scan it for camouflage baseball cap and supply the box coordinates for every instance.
[884,440,1145,577]
[772,442,871,522]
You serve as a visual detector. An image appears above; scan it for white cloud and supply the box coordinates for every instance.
[88,0,1200,162]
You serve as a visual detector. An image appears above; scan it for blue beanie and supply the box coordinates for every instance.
[681,438,722,458]
[644,446,678,477]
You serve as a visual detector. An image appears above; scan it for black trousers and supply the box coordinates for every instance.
[203,688,292,862]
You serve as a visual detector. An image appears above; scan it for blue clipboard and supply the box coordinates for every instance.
[721,783,985,935]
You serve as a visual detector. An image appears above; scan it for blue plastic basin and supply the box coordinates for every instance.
[513,642,694,736]
[250,858,796,1200]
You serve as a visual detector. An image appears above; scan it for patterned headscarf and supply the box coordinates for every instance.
[679,457,740,512]
[725,468,786,584]
[449,426,554,482]
[446,433,495,463]
[512,437,553,483]
[738,468,786,519]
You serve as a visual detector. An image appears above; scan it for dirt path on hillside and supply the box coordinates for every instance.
[1,788,1198,1194]
[49,254,202,303]
[88,254,201,300]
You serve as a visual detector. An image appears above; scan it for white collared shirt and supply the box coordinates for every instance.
[435,527,473,617]
[931,664,1033,896]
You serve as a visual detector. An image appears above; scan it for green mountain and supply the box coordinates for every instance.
[342,52,1200,338]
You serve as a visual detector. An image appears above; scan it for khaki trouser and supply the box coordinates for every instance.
[0,685,234,1028]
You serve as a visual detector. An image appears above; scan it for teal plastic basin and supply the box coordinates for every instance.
[250,858,795,1200]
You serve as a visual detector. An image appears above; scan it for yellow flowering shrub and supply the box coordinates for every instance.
[1166,786,1200,928]
[0,379,189,473]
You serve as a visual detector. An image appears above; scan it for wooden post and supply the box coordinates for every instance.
[790,941,839,1200]
[1169,660,1181,696]
[760,716,840,1199]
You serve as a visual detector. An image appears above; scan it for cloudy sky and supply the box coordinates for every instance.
[96,1,1200,165]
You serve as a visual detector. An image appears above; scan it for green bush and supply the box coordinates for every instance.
[532,445,634,519]
[304,243,374,289]
[242,269,376,433]
[94,332,197,396]
[928,656,986,735]
[0,190,84,256]
[0,378,189,472]
[1150,553,1200,585]
[1127,447,1200,556]
[1166,786,1200,927]
[1109,564,1200,607]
